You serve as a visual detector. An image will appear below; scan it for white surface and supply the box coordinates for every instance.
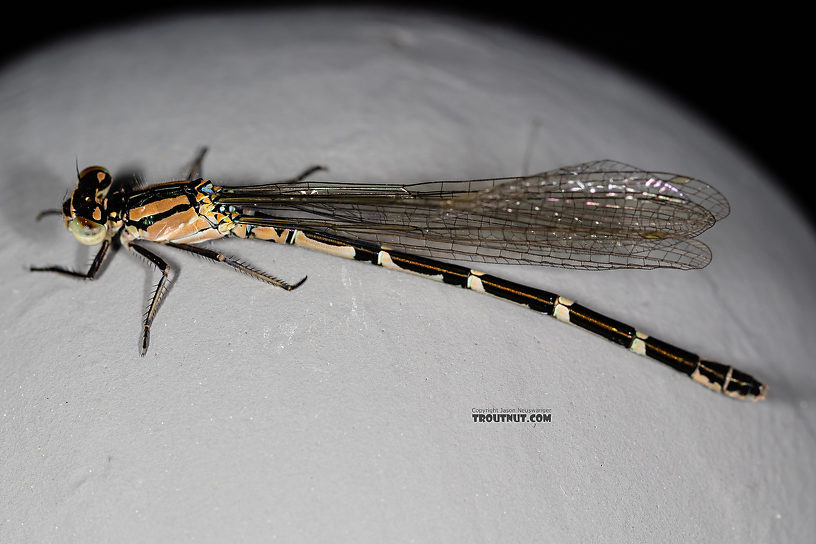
[1,9,814,542]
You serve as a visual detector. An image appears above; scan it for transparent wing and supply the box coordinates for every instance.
[213,160,729,270]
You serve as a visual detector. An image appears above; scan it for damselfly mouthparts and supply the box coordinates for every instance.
[31,149,766,400]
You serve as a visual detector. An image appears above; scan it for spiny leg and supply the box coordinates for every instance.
[128,242,170,356]
[167,242,307,290]
[30,238,112,279]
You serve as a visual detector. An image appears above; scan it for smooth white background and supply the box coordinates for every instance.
[1,9,814,542]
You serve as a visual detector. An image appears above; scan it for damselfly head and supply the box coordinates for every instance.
[63,166,113,246]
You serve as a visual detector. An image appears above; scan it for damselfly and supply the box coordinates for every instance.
[31,149,766,400]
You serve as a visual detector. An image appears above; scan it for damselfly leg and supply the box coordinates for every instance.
[30,238,112,280]
[184,147,209,180]
[277,165,327,184]
[166,242,307,290]
[36,209,64,220]
[127,241,170,355]
[184,147,325,185]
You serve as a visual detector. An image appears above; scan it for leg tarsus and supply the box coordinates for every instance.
[141,324,151,356]
[128,242,170,356]
[288,275,308,291]
[30,238,111,279]
[278,165,328,184]
[36,209,63,221]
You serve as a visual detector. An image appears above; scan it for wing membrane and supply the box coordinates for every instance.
[213,160,729,270]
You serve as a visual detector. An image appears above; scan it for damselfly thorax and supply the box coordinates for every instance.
[32,149,766,401]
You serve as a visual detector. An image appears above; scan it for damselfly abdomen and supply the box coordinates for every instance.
[31,149,766,400]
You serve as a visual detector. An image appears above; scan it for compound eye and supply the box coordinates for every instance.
[68,217,107,245]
